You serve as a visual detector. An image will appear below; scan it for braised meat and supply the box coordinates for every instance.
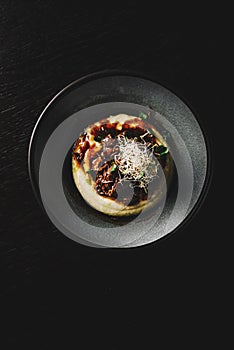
[95,160,119,198]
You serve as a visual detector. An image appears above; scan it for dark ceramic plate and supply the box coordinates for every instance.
[28,71,210,248]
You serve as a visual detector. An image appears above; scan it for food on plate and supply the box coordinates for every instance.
[72,114,173,216]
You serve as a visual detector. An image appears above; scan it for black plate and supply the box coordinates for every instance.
[28,71,210,248]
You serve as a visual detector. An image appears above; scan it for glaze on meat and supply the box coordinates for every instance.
[95,160,119,198]
[73,133,90,163]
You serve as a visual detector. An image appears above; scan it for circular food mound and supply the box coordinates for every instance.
[72,114,173,216]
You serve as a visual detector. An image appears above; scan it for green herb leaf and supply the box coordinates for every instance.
[139,112,148,120]
[95,135,102,142]
[110,164,117,172]
[86,178,91,185]
[156,146,168,157]
[138,172,144,179]
[159,150,168,156]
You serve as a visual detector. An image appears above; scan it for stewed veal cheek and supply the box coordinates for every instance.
[95,160,119,198]
[73,133,90,163]
[71,114,171,217]
[91,123,119,141]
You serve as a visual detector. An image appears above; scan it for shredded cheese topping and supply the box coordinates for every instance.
[114,135,158,191]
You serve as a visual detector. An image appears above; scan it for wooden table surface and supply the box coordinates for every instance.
[0,2,223,348]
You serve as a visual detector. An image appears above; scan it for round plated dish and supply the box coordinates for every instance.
[28,72,210,248]
[72,113,174,217]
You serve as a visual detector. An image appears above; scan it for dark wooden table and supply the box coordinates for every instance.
[0,2,223,348]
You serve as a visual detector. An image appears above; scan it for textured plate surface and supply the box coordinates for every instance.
[28,73,209,248]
